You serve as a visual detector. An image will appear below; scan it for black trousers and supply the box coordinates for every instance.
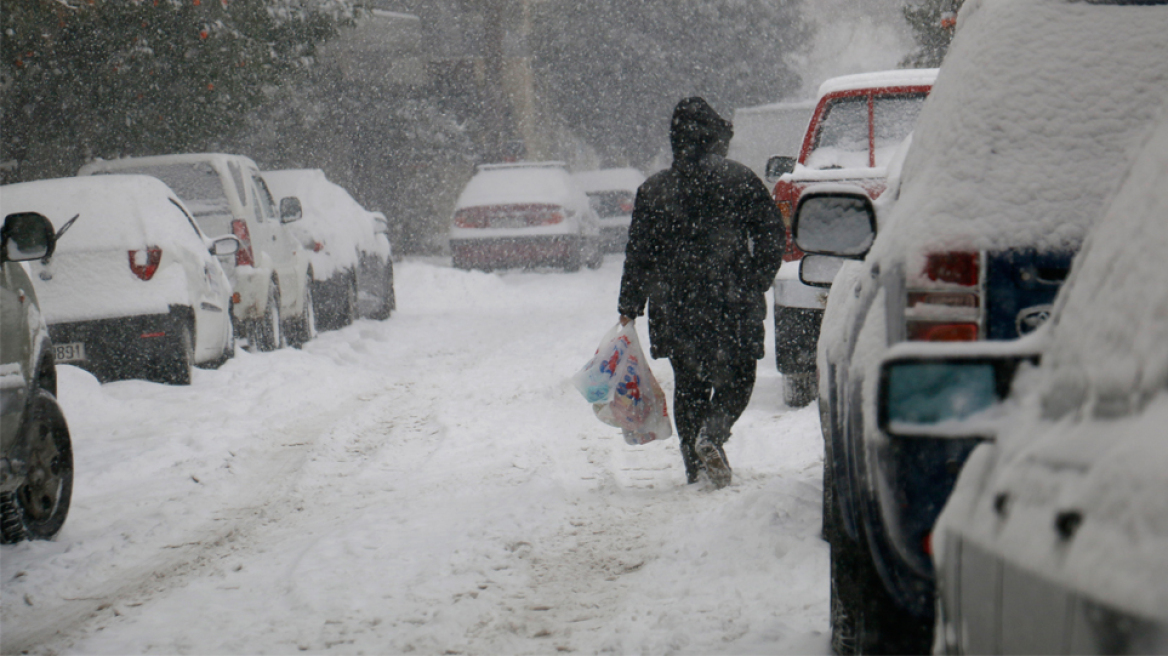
[670,355,757,480]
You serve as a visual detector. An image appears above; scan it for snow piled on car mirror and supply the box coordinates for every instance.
[0,175,208,253]
[866,0,1168,262]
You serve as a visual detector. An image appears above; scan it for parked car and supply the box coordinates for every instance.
[1,176,239,384]
[879,109,1168,655]
[263,169,395,329]
[0,211,73,543]
[791,1,1168,652]
[570,167,645,253]
[78,154,313,350]
[450,162,603,272]
[766,68,937,408]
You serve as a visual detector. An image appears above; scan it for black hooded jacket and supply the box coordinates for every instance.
[618,97,785,364]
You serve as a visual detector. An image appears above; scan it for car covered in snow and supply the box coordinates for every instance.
[77,154,313,350]
[1,176,239,385]
[0,211,73,543]
[263,169,395,330]
[449,162,603,272]
[766,68,937,408]
[570,167,645,253]
[878,109,1168,655]
[790,0,1168,652]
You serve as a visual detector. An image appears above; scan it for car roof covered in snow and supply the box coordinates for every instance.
[570,168,646,194]
[868,0,1168,261]
[816,68,939,99]
[456,162,584,210]
[0,175,204,252]
[78,152,260,175]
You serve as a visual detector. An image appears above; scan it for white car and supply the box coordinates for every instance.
[0,175,239,385]
[78,154,313,350]
[450,162,603,272]
[263,169,395,329]
[879,109,1168,655]
[571,167,645,253]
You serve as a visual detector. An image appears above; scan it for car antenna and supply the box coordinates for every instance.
[55,214,80,241]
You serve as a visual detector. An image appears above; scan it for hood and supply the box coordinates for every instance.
[670,97,733,171]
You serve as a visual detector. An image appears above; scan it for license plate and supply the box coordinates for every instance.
[53,342,86,363]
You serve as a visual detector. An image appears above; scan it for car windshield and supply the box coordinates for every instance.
[805,92,928,170]
[99,162,232,236]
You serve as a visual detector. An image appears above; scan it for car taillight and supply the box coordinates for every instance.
[922,532,933,557]
[454,208,488,228]
[906,322,978,342]
[924,251,979,286]
[618,197,634,214]
[128,248,162,281]
[528,208,565,226]
[231,219,255,267]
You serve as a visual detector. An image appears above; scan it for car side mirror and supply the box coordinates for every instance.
[279,197,303,223]
[371,213,389,235]
[792,190,877,259]
[765,155,797,182]
[1,212,56,264]
[799,254,845,288]
[210,235,241,257]
[877,352,1034,439]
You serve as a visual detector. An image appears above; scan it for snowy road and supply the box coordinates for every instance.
[1,256,829,655]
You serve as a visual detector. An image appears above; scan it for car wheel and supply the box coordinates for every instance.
[784,372,817,407]
[0,390,73,544]
[830,526,933,655]
[341,271,359,326]
[586,239,604,269]
[284,276,316,348]
[247,280,283,352]
[158,322,194,385]
[369,262,394,321]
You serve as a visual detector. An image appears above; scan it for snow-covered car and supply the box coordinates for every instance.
[570,167,645,253]
[767,68,937,408]
[878,109,1168,655]
[77,154,313,350]
[450,162,603,272]
[1,176,239,385]
[790,1,1168,652]
[263,169,395,330]
[0,211,73,543]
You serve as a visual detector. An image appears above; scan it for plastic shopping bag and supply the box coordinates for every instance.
[572,322,673,445]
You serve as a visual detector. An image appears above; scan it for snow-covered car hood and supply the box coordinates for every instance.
[868,0,1168,262]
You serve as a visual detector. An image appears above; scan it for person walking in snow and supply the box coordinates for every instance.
[617,97,785,488]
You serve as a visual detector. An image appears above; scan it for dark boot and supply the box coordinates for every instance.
[696,419,732,489]
[680,440,704,484]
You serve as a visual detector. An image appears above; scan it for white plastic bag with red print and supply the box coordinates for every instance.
[572,322,673,445]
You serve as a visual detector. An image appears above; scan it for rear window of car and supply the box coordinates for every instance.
[806,91,928,170]
[97,162,233,236]
[586,190,635,218]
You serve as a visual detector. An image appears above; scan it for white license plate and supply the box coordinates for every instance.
[53,342,86,363]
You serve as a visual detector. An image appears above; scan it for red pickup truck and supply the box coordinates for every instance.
[767,68,937,406]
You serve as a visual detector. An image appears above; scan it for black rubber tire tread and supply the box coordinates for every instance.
[368,263,394,321]
[830,525,933,655]
[784,373,817,407]
[2,391,73,543]
[284,276,316,348]
[248,281,283,352]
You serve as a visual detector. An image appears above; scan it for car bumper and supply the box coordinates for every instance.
[599,226,629,253]
[47,311,186,382]
[451,236,582,269]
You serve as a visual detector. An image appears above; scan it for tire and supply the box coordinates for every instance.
[368,262,394,321]
[284,276,316,348]
[158,323,194,385]
[784,372,817,407]
[340,272,358,327]
[563,241,582,272]
[1,391,73,544]
[585,239,604,269]
[830,526,933,655]
[247,280,283,352]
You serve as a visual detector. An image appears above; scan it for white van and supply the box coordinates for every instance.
[79,154,313,350]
